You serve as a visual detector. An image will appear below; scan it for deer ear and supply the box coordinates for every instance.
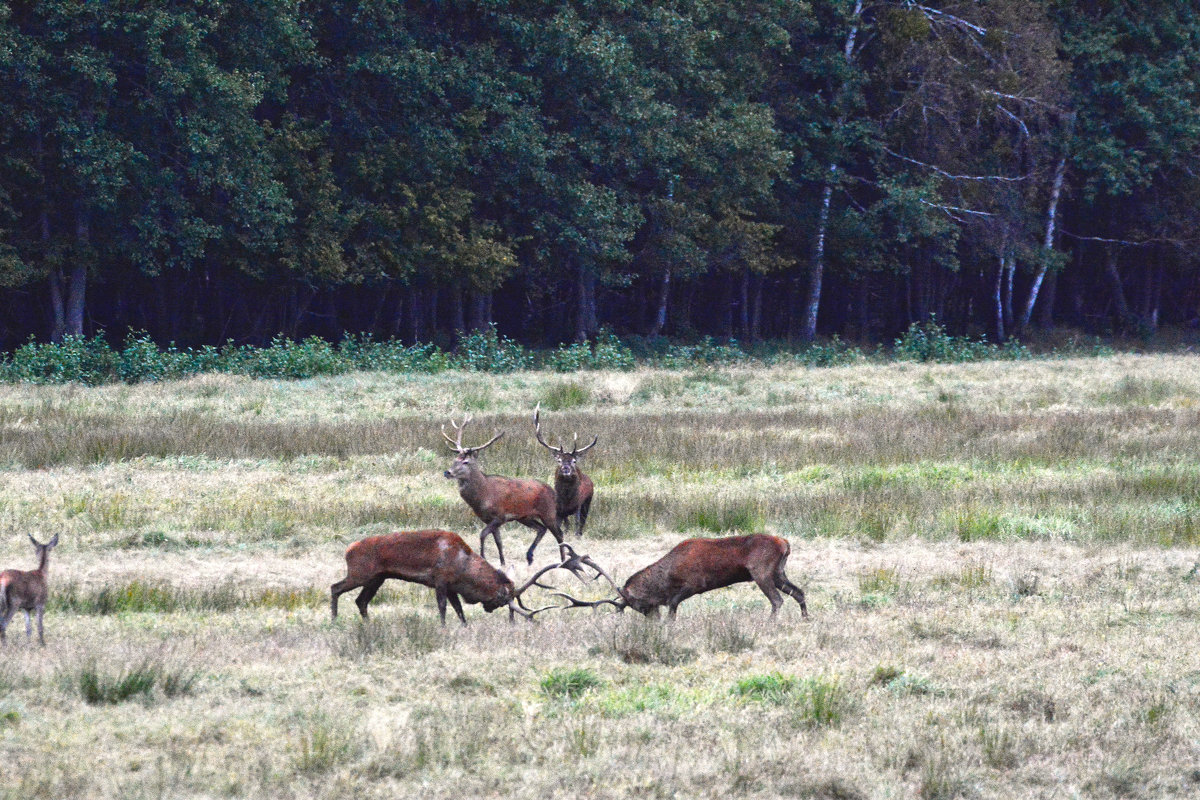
[48,534,59,547]
[501,563,517,581]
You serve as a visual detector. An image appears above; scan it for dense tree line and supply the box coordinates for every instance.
[1,0,1198,350]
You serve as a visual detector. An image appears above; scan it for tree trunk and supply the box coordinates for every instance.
[1018,152,1068,333]
[450,282,466,333]
[65,207,89,338]
[994,254,1007,343]
[750,273,763,341]
[649,269,670,337]
[1104,244,1132,329]
[802,171,835,342]
[800,2,860,343]
[575,265,598,342]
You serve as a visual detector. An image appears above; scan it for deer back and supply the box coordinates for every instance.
[624,535,787,604]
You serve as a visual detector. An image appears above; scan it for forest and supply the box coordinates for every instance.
[1,0,1199,350]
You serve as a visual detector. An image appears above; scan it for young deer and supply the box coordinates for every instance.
[533,404,596,538]
[442,416,568,566]
[556,534,808,619]
[0,534,59,645]
[330,529,583,625]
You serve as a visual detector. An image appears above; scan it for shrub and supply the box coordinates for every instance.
[1,334,118,385]
[893,317,992,363]
[453,324,533,372]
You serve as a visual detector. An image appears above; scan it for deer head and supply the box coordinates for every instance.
[533,404,597,481]
[442,415,503,481]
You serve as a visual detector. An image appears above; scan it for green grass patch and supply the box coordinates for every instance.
[540,667,604,700]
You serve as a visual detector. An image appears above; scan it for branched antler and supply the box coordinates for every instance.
[442,415,503,454]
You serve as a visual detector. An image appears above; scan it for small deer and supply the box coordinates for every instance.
[1,534,60,645]
[442,416,568,566]
[533,404,596,538]
[330,529,586,625]
[556,534,808,619]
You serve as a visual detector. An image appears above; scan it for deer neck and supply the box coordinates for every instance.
[456,465,491,504]
[35,548,50,577]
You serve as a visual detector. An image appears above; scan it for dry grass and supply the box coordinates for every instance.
[0,355,1198,798]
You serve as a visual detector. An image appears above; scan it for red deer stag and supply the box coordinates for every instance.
[442,416,567,566]
[556,535,808,619]
[533,404,596,539]
[330,529,586,625]
[0,534,59,645]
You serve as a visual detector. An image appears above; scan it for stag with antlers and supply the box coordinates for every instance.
[533,404,596,539]
[331,529,587,626]
[442,416,568,566]
[553,535,808,620]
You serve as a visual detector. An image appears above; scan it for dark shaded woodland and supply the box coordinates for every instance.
[2,1,1198,350]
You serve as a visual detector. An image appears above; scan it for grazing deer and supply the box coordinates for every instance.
[330,529,586,625]
[0,534,59,645]
[533,404,596,539]
[556,535,808,619]
[442,416,568,566]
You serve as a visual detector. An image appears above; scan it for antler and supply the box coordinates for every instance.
[442,415,503,454]
[570,432,598,457]
[532,403,564,455]
[542,544,625,612]
[508,599,562,622]
[533,403,597,457]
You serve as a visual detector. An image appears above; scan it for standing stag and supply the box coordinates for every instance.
[0,534,59,645]
[330,529,585,625]
[533,404,596,538]
[442,416,568,566]
[556,534,808,619]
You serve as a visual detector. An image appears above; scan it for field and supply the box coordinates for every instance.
[0,355,1198,799]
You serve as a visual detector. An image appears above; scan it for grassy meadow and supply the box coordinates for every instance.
[0,355,1198,798]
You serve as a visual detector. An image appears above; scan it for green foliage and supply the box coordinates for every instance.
[731,672,846,725]
[538,381,591,411]
[453,325,533,373]
[1,335,118,386]
[893,318,993,363]
[540,667,604,700]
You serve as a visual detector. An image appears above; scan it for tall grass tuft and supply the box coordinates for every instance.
[71,655,199,705]
[540,667,604,700]
[599,618,696,665]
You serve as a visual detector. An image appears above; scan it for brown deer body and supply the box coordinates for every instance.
[330,529,568,625]
[560,535,808,620]
[533,405,596,538]
[0,534,59,645]
[442,417,567,566]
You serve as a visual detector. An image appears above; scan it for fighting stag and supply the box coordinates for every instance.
[330,529,585,626]
[442,416,567,566]
[533,404,596,539]
[0,534,59,645]
[555,534,809,620]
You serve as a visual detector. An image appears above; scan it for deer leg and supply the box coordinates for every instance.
[776,575,809,618]
[24,609,32,639]
[480,521,506,565]
[355,577,385,619]
[577,497,592,538]
[754,575,785,616]
[35,606,44,645]
[666,591,691,619]
[524,521,549,565]
[447,592,467,626]
[330,576,363,619]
